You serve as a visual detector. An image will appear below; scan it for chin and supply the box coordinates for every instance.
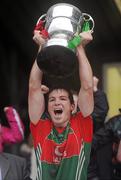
[52,119,62,126]
[53,119,62,124]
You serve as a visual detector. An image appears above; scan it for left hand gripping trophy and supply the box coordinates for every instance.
[35,3,94,78]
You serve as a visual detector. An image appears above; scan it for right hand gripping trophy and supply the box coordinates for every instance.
[36,3,94,78]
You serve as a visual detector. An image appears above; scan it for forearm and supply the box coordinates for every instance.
[77,46,93,90]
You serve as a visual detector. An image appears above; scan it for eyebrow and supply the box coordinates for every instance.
[49,95,69,99]
[60,95,68,98]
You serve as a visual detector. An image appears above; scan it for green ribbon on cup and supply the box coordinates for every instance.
[82,21,90,32]
[68,35,81,49]
[68,21,90,50]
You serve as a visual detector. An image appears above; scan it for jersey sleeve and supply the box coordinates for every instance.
[30,119,52,148]
[72,112,93,143]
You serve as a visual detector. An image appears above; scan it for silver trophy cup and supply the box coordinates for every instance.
[36,3,94,77]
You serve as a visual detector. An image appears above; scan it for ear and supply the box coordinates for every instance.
[71,104,75,112]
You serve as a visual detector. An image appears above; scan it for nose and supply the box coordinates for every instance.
[54,98,60,105]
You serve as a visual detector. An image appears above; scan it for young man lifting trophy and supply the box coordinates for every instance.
[29,3,95,180]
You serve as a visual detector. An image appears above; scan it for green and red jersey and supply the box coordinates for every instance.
[30,112,93,180]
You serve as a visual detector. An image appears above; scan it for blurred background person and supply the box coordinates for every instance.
[92,111,121,180]
[88,76,109,180]
[0,152,32,180]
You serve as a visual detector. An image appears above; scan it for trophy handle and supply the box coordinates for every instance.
[82,13,95,33]
[36,14,47,25]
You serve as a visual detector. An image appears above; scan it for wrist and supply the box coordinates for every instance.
[76,45,85,57]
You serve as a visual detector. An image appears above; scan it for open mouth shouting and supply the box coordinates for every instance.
[54,109,63,116]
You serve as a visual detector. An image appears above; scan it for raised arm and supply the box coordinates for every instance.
[28,60,45,124]
[77,31,94,117]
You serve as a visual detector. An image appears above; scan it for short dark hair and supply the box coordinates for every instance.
[45,85,74,105]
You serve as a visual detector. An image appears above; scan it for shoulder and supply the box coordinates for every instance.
[72,112,92,123]
[30,119,52,144]
[71,112,93,142]
[2,153,26,164]
[30,118,51,129]
[71,112,93,132]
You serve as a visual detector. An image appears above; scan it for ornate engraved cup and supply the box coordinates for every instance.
[36,3,94,77]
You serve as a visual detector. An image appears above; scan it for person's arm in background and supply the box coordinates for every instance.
[92,76,109,122]
[91,76,109,132]
[1,107,24,144]
[77,31,94,117]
